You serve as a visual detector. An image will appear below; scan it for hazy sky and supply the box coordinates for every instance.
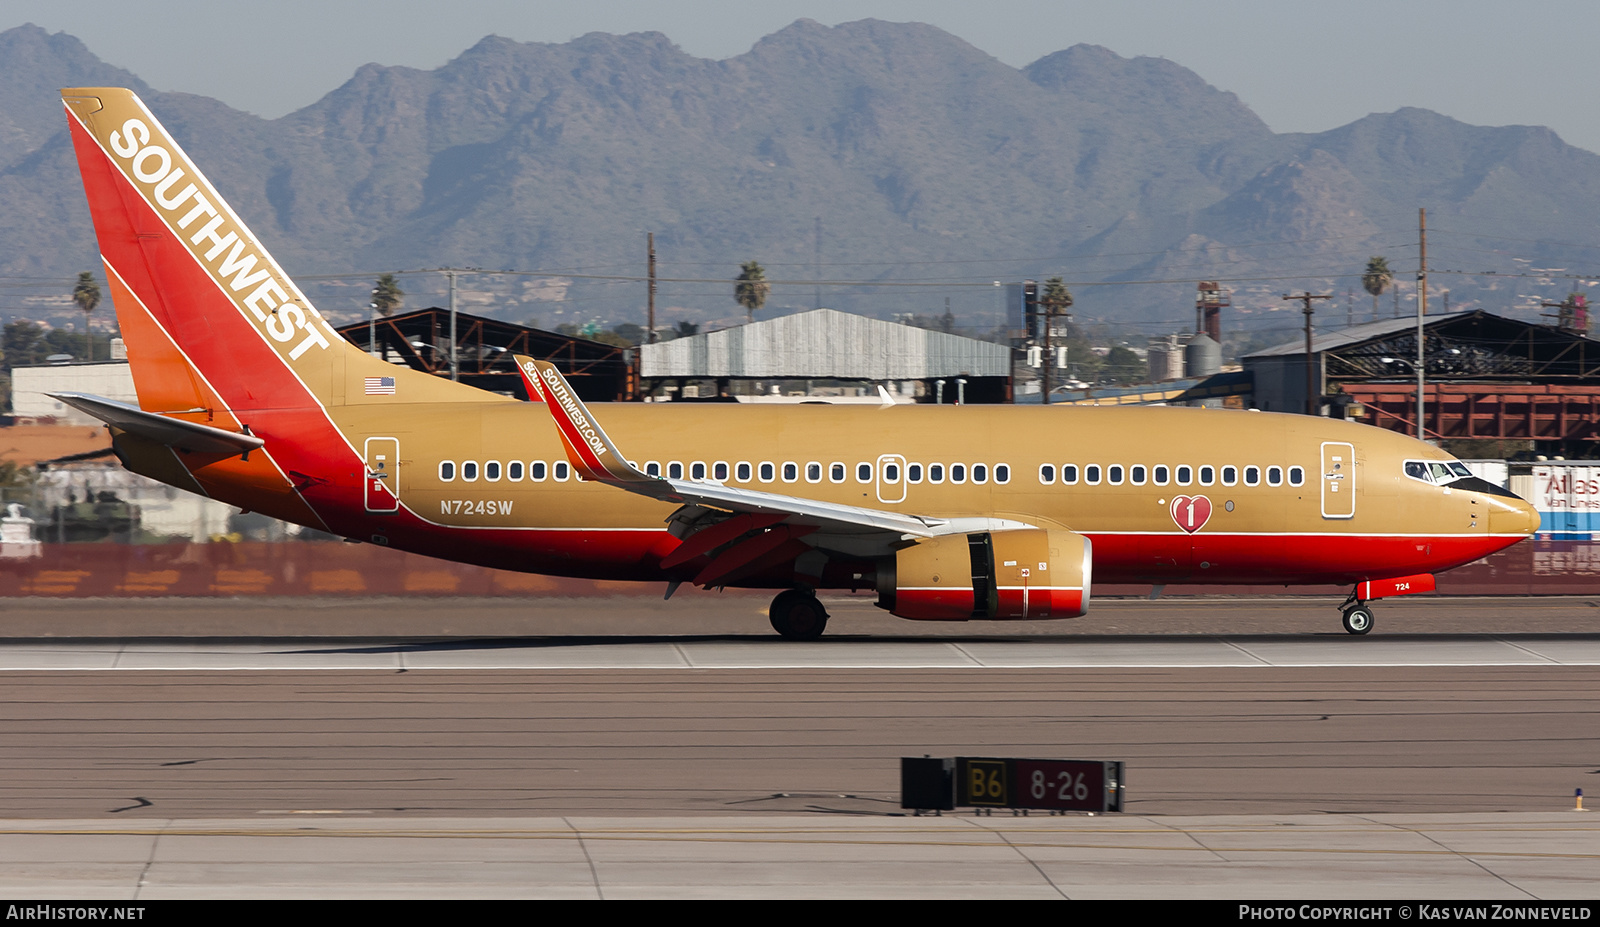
[8,0,1600,153]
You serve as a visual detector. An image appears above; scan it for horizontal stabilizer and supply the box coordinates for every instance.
[48,392,264,456]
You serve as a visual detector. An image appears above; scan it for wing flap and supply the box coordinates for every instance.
[660,512,786,569]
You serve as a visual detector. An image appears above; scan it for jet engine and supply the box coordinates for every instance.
[878,529,1091,621]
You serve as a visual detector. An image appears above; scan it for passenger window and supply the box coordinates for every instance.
[1176,465,1192,485]
[1221,466,1237,486]
[1154,465,1169,485]
[462,461,479,482]
[439,461,456,482]
[1199,466,1215,486]
[668,461,684,480]
[485,461,502,482]
[1061,464,1078,485]
[1289,466,1305,486]
[885,462,902,482]
[1131,465,1147,486]
[1244,466,1260,486]
[713,461,729,481]
[736,462,752,482]
[782,462,798,483]
[1107,465,1124,485]
[759,462,776,482]
[691,462,707,481]
[531,461,547,481]
[645,461,661,477]
[971,463,987,484]
[995,464,1010,484]
[830,462,846,483]
[1085,465,1101,485]
[1267,466,1283,486]
[806,462,822,483]
[553,461,570,482]
[950,463,966,484]
[857,463,872,483]
[908,463,924,483]
[929,463,945,484]
[1039,464,1057,485]
[508,461,524,481]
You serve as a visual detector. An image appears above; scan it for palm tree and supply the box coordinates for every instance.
[71,272,100,361]
[1037,277,1074,404]
[1039,276,1073,319]
[367,274,404,357]
[371,274,404,316]
[734,261,770,323]
[1362,257,1392,322]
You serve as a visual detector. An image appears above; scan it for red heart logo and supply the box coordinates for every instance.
[1170,494,1212,533]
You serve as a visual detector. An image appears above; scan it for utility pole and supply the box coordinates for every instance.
[1042,308,1052,406]
[1283,292,1334,416]
[447,270,458,381]
[1416,207,1428,439]
[647,232,657,344]
[814,217,822,311]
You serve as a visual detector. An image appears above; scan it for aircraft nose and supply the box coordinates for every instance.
[1489,494,1540,538]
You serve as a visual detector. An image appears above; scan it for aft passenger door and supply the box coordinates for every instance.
[1321,441,1355,519]
[364,437,400,513]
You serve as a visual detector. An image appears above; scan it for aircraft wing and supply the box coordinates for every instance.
[48,391,264,456]
[514,356,993,538]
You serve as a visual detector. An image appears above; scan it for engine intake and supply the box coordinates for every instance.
[879,528,1091,621]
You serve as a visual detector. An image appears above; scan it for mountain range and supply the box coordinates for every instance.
[3,19,1599,344]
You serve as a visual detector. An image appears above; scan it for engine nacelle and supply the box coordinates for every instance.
[879,529,1091,621]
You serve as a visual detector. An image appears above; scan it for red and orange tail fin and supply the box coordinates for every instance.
[62,88,359,417]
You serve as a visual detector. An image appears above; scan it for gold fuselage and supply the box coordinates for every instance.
[309,398,1535,586]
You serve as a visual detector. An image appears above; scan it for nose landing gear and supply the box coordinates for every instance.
[1341,603,1374,635]
[1337,574,1439,635]
[769,589,829,641]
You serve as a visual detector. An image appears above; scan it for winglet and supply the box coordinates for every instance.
[514,356,655,485]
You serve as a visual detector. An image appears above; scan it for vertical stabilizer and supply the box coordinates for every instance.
[62,88,354,413]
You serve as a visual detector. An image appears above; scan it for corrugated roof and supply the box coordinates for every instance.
[640,308,1011,379]
[1244,311,1476,358]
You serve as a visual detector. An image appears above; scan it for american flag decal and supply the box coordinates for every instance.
[364,376,396,395]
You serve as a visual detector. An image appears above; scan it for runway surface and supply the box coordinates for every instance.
[4,814,1596,899]
[2,593,1598,638]
[1,594,1597,897]
[2,662,1596,818]
[2,633,1600,670]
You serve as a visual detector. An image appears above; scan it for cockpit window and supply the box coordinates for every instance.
[1405,459,1478,485]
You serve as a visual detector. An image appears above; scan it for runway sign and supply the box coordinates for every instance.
[902,756,1124,812]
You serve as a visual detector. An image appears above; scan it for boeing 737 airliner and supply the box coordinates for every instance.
[55,88,1538,639]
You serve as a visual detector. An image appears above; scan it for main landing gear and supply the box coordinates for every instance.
[769,589,829,641]
[1339,597,1375,635]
